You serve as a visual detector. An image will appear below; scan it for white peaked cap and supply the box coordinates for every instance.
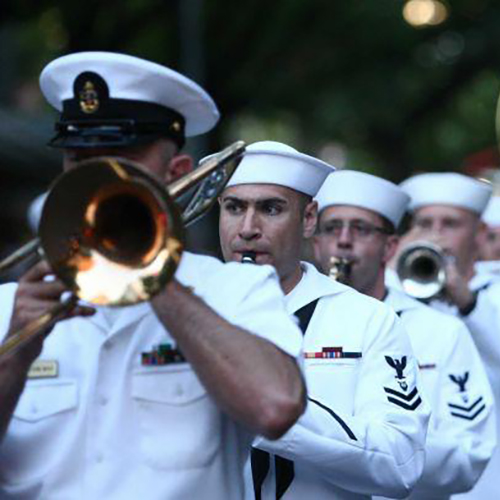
[315,170,410,228]
[400,173,492,215]
[40,51,219,137]
[482,196,500,227]
[224,141,335,196]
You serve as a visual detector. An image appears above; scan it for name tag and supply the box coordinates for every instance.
[28,360,59,379]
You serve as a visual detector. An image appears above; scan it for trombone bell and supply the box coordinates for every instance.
[40,157,184,306]
[0,141,245,359]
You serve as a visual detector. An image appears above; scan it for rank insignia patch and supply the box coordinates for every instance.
[385,355,408,391]
[141,343,186,366]
[384,386,422,411]
[304,347,362,359]
[449,372,469,392]
[448,397,486,421]
[449,371,471,403]
[384,355,421,410]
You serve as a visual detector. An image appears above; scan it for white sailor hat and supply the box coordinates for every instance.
[40,51,219,149]
[315,170,410,228]
[400,173,492,215]
[482,196,500,227]
[223,141,334,197]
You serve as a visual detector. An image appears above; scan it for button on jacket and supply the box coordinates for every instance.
[382,288,496,500]
[0,252,303,500]
[247,263,430,500]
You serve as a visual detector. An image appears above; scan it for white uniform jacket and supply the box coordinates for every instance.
[382,288,496,500]
[247,263,430,500]
[387,266,500,500]
[0,252,303,500]
[438,271,500,500]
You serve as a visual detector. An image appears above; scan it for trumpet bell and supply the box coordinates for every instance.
[40,157,184,306]
[396,242,446,300]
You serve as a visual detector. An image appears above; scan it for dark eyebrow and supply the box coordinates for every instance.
[256,198,288,207]
[220,196,288,206]
[220,196,246,204]
[323,217,371,225]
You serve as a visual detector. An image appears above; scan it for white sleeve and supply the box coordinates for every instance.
[200,262,303,361]
[0,283,18,343]
[255,308,430,498]
[412,323,496,496]
[463,284,500,388]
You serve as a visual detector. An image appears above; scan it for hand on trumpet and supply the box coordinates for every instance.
[441,257,476,312]
[6,261,95,363]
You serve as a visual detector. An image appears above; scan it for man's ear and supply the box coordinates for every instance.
[474,220,487,253]
[303,200,318,239]
[311,234,322,263]
[166,154,193,183]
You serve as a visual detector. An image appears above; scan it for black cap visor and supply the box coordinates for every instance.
[49,119,184,149]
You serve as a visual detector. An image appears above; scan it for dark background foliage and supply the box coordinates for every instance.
[1,0,500,269]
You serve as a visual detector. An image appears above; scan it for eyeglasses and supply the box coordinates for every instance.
[318,220,393,239]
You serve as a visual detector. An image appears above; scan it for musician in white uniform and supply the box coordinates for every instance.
[478,195,500,265]
[398,172,499,499]
[218,141,430,500]
[313,170,496,500]
[0,53,306,500]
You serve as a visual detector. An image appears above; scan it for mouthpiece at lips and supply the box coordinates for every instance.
[241,251,257,264]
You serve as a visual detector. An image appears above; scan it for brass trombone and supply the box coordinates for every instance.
[0,141,245,359]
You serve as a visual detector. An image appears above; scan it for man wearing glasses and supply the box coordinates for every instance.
[314,170,495,500]
[218,141,430,500]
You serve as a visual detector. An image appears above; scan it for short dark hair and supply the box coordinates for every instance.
[379,214,396,235]
[297,193,313,214]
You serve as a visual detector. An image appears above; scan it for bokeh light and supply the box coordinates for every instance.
[403,0,449,28]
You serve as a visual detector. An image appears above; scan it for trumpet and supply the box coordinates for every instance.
[0,141,245,359]
[328,256,352,284]
[396,241,446,300]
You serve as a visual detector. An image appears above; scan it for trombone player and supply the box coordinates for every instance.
[313,170,495,500]
[0,52,306,500]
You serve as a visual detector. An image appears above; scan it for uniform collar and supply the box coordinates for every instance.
[285,261,348,314]
[86,301,151,335]
[384,286,422,314]
[470,261,500,291]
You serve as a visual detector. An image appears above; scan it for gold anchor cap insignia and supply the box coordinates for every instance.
[79,81,99,114]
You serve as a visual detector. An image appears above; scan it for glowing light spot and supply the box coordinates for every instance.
[403,0,449,28]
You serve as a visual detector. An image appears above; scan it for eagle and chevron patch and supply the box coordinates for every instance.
[448,371,486,421]
[384,387,422,411]
[384,355,422,411]
[448,397,486,421]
